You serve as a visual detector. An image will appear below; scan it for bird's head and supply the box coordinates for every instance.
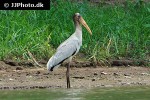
[73,13,92,35]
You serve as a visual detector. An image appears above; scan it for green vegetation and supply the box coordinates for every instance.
[0,0,150,64]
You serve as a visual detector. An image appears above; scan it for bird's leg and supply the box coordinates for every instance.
[66,62,71,88]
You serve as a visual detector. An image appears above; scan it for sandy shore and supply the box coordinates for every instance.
[0,61,150,90]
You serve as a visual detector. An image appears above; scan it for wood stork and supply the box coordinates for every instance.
[47,13,92,88]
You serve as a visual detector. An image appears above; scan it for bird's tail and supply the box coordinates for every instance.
[47,57,53,71]
[47,56,60,71]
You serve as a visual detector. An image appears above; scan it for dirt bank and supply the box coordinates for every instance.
[0,60,150,90]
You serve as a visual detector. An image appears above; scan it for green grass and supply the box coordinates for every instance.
[0,0,150,64]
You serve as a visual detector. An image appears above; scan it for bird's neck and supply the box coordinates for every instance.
[75,23,82,35]
[74,23,82,45]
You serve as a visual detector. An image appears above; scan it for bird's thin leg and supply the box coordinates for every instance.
[66,62,70,88]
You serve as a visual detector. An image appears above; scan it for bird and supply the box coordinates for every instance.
[47,13,92,88]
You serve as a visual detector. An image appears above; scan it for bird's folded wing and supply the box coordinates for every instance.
[49,40,79,67]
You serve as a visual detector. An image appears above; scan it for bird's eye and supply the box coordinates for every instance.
[78,15,81,19]
[77,16,81,21]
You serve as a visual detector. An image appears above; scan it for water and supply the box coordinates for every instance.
[0,86,150,100]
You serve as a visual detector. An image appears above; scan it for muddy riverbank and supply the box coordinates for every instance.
[0,60,150,90]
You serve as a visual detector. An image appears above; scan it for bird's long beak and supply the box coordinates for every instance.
[79,17,92,35]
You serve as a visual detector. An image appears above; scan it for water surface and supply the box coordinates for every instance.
[0,86,150,100]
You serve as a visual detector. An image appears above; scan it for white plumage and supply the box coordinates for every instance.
[46,13,92,88]
[47,26,82,71]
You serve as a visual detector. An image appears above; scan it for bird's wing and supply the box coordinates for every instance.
[47,39,79,71]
